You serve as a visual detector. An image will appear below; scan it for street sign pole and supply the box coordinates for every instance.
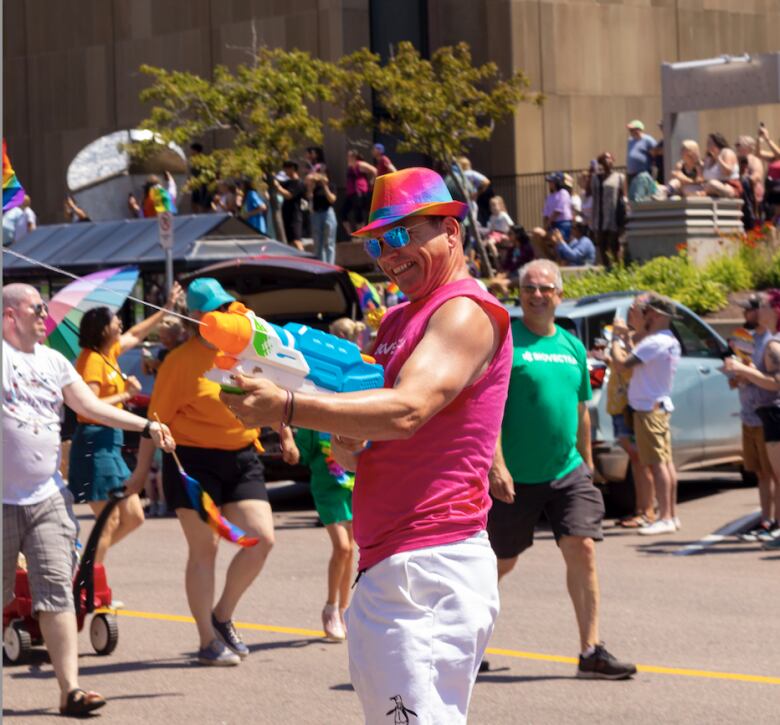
[158,211,174,296]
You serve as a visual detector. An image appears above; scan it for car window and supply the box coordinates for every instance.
[671,310,723,359]
[583,310,618,351]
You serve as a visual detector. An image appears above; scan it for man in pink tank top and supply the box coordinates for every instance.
[223,167,513,724]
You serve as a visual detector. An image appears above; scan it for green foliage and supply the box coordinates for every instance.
[138,49,335,189]
[332,41,543,165]
[563,254,729,315]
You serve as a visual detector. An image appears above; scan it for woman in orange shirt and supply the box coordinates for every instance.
[68,283,182,564]
[129,278,275,667]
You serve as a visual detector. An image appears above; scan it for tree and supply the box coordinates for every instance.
[331,42,543,275]
[138,48,334,240]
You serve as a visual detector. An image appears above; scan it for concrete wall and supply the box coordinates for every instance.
[4,0,779,223]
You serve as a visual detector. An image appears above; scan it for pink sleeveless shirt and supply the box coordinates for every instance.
[354,277,513,570]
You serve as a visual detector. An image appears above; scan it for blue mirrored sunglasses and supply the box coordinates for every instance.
[363,225,411,260]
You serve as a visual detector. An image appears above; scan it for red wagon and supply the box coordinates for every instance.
[3,491,123,664]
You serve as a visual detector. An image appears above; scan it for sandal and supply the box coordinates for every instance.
[59,688,106,718]
[618,515,651,529]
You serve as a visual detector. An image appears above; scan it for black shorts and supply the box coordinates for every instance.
[757,406,780,443]
[341,193,370,227]
[487,463,604,559]
[162,444,268,511]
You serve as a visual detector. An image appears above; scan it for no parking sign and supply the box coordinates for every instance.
[158,211,174,250]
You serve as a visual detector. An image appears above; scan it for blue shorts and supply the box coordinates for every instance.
[612,413,633,440]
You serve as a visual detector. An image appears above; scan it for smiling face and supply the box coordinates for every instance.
[374,216,462,301]
[519,265,562,330]
[104,315,123,345]
[3,288,49,349]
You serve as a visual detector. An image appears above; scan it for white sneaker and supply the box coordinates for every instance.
[639,518,676,536]
[322,604,346,642]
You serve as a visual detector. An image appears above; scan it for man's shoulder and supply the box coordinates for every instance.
[556,326,587,357]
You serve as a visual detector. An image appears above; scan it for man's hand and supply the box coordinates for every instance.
[331,436,366,472]
[722,355,749,376]
[164,281,183,311]
[220,375,286,429]
[149,421,175,452]
[280,426,300,465]
[488,460,515,504]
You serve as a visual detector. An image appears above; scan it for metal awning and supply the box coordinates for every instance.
[3,213,308,277]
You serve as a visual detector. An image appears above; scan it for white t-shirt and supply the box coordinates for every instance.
[14,207,36,242]
[628,330,681,412]
[487,211,514,234]
[2,340,80,505]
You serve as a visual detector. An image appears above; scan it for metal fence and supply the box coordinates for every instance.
[490,167,627,230]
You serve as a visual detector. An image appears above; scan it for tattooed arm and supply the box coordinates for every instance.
[723,340,780,391]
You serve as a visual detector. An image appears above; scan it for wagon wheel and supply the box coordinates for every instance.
[89,613,118,656]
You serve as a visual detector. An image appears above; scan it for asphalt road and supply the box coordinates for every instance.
[3,473,779,724]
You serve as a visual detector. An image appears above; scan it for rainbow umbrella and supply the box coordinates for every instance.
[45,266,140,362]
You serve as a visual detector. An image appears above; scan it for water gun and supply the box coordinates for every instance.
[199,302,384,394]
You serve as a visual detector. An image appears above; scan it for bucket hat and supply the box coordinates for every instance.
[353,167,468,237]
[187,277,235,313]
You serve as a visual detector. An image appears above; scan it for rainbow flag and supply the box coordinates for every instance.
[149,184,176,214]
[3,139,25,212]
[348,271,382,313]
[385,282,407,304]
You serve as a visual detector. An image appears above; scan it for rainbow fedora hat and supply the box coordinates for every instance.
[353,167,468,237]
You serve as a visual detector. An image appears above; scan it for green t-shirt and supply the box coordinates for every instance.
[502,320,592,484]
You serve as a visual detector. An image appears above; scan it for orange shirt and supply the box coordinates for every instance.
[75,341,125,424]
[147,337,260,451]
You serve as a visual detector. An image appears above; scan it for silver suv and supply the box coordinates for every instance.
[507,291,743,510]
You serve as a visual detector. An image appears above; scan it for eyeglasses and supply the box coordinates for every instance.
[32,303,49,318]
[363,220,430,260]
[520,284,558,297]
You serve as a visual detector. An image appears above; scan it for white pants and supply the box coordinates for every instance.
[346,532,499,725]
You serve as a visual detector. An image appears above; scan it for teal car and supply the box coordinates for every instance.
[507,291,742,510]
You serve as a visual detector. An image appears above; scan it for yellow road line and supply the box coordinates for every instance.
[101,608,780,686]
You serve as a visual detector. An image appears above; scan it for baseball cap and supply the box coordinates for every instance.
[186,278,236,313]
[739,294,760,311]
[545,172,564,184]
[627,119,645,131]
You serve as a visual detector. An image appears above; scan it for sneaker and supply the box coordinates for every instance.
[739,521,774,542]
[322,604,346,642]
[577,644,637,680]
[638,518,676,535]
[762,532,780,550]
[211,613,249,658]
[197,638,241,666]
[756,522,779,543]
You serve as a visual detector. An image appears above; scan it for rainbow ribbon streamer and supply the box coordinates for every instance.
[318,432,354,491]
[348,271,382,313]
[385,282,407,304]
[3,139,25,213]
[179,468,259,547]
[150,185,176,214]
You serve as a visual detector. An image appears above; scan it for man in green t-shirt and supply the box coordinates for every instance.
[487,259,636,680]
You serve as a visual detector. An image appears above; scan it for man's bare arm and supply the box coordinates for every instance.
[223,296,501,440]
[724,341,780,392]
[577,403,594,470]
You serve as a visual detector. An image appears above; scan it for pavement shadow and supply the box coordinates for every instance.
[247,638,322,653]
[2,706,59,719]
[477,673,572,684]
[10,655,194,681]
[636,541,765,556]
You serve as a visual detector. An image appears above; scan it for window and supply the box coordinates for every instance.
[671,310,724,358]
